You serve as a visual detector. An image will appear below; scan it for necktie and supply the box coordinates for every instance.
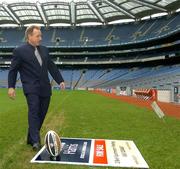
[34,47,42,66]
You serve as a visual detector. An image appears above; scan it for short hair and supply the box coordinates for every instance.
[25,25,41,41]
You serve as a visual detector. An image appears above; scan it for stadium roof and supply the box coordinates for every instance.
[0,0,179,27]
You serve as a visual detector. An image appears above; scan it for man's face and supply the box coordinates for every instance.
[28,28,42,46]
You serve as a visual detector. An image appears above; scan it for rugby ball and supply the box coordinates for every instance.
[44,130,61,157]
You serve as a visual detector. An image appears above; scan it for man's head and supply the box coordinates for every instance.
[25,25,42,46]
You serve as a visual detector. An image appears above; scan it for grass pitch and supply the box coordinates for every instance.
[0,88,180,169]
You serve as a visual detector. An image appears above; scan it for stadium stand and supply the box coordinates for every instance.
[0,2,179,103]
[1,63,179,92]
[0,12,179,48]
[91,64,180,89]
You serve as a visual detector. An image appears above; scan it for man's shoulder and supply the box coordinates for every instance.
[39,45,48,51]
[13,44,34,58]
[14,44,31,51]
[14,44,48,53]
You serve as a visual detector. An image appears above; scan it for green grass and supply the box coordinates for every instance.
[0,88,180,169]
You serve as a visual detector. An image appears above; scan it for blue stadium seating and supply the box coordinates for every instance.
[0,12,179,48]
[1,64,180,90]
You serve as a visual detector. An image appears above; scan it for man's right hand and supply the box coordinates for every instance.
[8,88,16,100]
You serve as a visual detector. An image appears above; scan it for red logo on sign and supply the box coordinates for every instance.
[93,140,108,164]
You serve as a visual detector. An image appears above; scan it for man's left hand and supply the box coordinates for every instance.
[60,82,65,90]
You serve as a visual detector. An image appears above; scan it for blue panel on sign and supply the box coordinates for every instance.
[35,138,92,163]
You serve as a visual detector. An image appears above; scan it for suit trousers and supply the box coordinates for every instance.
[25,94,50,144]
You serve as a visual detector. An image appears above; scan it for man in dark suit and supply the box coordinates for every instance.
[8,25,65,151]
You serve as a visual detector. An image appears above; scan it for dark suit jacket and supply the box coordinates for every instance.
[8,43,64,96]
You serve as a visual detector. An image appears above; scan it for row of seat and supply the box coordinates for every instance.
[0,12,179,47]
[1,64,179,89]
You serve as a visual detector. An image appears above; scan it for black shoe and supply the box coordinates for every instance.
[27,133,33,145]
[27,137,33,145]
[27,140,33,145]
[32,143,41,151]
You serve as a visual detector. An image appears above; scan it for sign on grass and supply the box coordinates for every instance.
[31,137,149,168]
